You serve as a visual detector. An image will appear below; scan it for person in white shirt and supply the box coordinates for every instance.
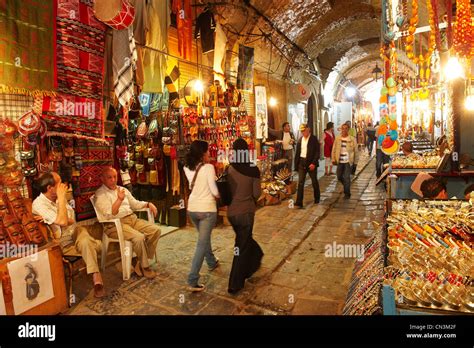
[94,167,160,279]
[331,123,358,199]
[268,122,296,171]
[32,172,105,298]
[183,140,220,292]
[294,123,321,208]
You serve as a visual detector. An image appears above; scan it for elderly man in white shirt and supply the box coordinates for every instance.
[94,167,161,279]
[32,172,105,298]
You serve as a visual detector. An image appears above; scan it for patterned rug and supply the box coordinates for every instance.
[74,138,114,221]
[41,0,106,137]
[0,0,56,94]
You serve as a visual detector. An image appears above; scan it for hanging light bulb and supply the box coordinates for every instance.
[194,79,204,93]
[444,57,465,80]
[269,97,277,107]
[345,87,356,98]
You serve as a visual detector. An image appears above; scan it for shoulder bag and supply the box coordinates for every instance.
[216,167,232,206]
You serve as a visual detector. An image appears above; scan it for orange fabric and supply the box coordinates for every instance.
[172,0,193,60]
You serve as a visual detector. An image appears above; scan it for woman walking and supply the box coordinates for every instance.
[183,140,220,292]
[227,138,263,294]
[323,122,335,176]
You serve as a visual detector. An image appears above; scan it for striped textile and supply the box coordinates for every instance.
[113,27,137,107]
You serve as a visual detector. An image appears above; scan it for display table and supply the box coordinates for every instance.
[0,242,68,315]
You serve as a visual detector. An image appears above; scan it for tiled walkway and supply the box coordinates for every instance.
[68,151,385,315]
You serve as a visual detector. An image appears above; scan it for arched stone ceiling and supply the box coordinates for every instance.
[211,0,438,98]
[247,0,383,92]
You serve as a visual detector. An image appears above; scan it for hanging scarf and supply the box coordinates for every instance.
[113,27,137,107]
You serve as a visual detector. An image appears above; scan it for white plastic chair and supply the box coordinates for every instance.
[90,195,157,280]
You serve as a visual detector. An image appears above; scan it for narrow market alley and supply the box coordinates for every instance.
[68,152,385,315]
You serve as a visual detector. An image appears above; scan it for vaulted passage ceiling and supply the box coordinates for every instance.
[211,0,386,98]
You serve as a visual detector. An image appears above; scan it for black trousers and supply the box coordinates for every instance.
[376,148,390,178]
[296,158,320,205]
[228,212,263,291]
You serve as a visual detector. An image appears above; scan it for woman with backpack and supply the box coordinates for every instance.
[183,140,220,292]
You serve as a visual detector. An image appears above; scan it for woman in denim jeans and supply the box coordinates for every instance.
[183,140,220,292]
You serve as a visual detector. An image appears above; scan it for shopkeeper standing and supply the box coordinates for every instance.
[294,123,321,208]
[268,122,296,171]
[33,172,106,298]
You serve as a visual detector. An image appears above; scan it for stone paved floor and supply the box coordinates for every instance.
[67,151,385,315]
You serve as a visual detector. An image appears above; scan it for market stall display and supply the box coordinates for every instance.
[343,233,385,315]
[383,199,473,314]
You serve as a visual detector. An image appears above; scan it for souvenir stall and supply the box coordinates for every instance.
[376,0,474,200]
[344,0,474,316]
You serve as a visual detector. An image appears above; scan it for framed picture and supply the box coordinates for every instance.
[7,250,54,315]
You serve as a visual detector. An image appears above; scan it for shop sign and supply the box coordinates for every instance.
[255,85,268,140]
[334,102,352,135]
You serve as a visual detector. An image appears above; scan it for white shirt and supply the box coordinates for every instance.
[184,163,219,213]
[282,132,292,150]
[300,136,309,158]
[94,184,148,221]
[32,193,76,248]
[340,136,350,163]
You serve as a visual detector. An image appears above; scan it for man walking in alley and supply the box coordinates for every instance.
[374,122,389,178]
[294,123,320,208]
[332,123,358,199]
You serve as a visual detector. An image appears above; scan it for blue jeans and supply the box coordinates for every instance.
[337,163,352,196]
[188,212,218,286]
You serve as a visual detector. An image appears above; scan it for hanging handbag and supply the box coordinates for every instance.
[216,168,233,206]
[136,120,148,139]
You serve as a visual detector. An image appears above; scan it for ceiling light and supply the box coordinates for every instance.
[444,57,465,80]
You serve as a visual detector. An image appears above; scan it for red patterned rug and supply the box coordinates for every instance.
[74,138,114,221]
[42,0,106,137]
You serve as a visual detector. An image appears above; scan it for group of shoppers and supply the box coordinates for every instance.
[184,138,263,294]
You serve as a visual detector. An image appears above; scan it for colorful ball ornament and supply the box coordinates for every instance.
[380,95,388,104]
[378,134,386,146]
[389,113,397,121]
[388,86,398,96]
[380,117,388,125]
[382,140,400,155]
[379,124,388,134]
[386,77,396,88]
[381,87,388,96]
[388,129,398,141]
[382,136,395,149]
[390,120,398,130]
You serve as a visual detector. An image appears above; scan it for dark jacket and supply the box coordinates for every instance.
[294,134,320,169]
[227,166,262,217]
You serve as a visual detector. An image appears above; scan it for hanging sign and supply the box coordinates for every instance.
[255,86,268,140]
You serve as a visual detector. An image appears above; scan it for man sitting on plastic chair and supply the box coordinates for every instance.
[94,167,161,279]
[32,172,106,298]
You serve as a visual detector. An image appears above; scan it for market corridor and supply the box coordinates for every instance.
[69,153,385,315]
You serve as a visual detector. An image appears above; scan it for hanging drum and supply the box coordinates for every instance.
[184,79,201,106]
[93,0,135,30]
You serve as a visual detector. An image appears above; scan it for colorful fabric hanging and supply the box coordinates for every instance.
[172,0,193,60]
[0,0,56,95]
[43,0,107,137]
[142,0,170,93]
[237,45,254,91]
[195,9,216,54]
[113,26,137,107]
[213,22,227,87]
